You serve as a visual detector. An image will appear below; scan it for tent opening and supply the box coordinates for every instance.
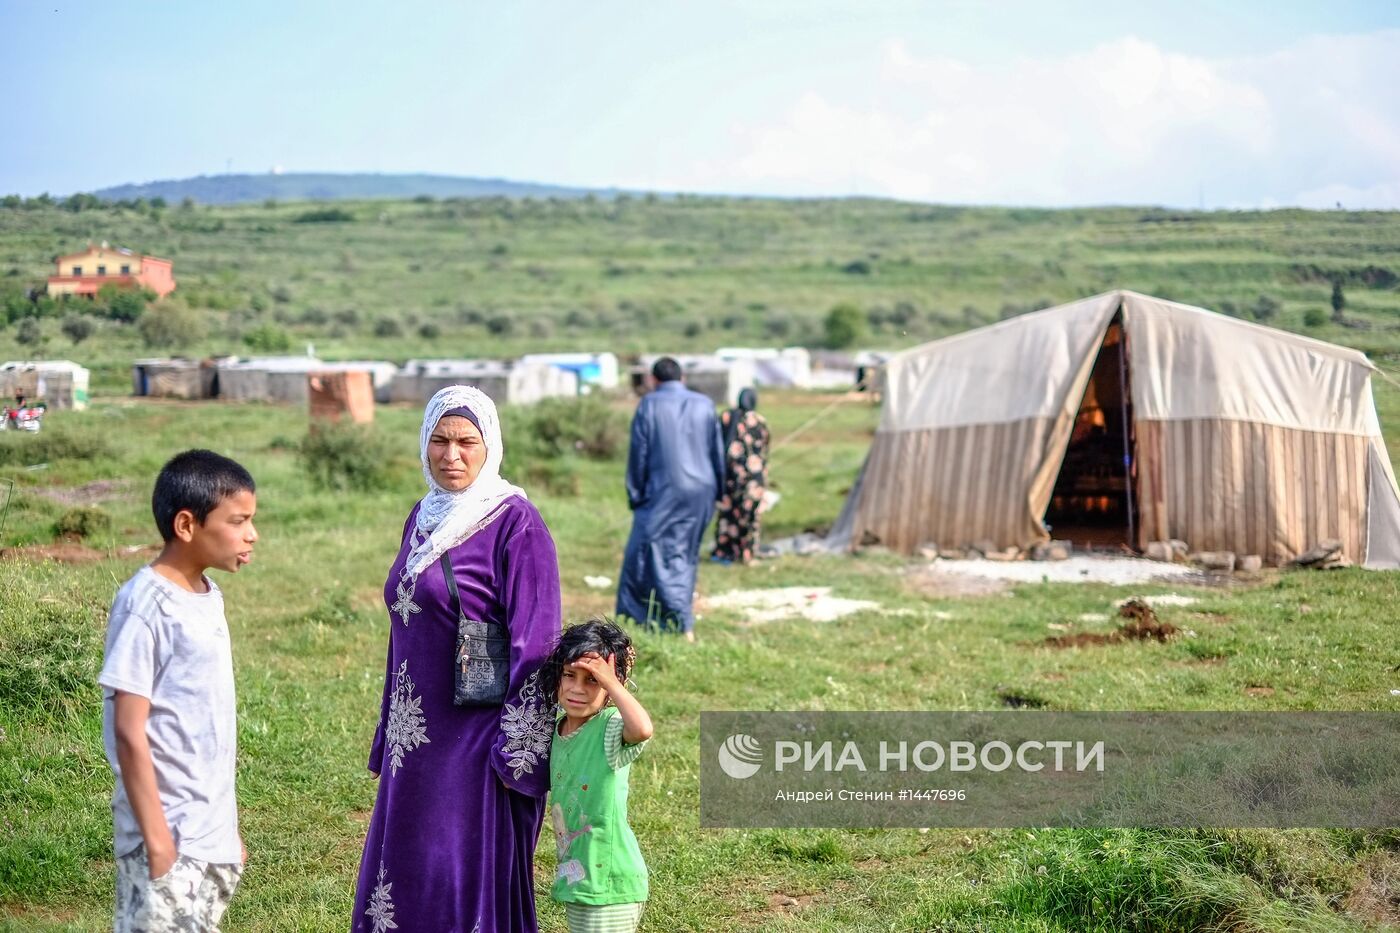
[1044,316,1138,549]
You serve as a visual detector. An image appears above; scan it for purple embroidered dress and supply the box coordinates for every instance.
[353,496,561,933]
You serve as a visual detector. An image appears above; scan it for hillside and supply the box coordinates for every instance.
[90,172,629,205]
[1,196,1398,391]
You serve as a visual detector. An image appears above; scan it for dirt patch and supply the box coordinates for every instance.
[1342,849,1400,925]
[766,892,816,910]
[27,479,130,507]
[1243,685,1276,698]
[1044,598,1181,648]
[907,568,1010,599]
[0,542,155,564]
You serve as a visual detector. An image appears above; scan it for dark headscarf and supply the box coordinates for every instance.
[724,387,758,450]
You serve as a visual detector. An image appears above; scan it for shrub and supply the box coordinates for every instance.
[53,506,112,540]
[299,422,396,492]
[1251,294,1280,321]
[293,207,355,223]
[485,314,515,336]
[244,323,292,353]
[841,259,872,275]
[373,318,404,338]
[15,317,42,346]
[823,302,865,349]
[98,284,149,322]
[60,313,94,344]
[418,322,442,340]
[138,302,205,349]
[1303,308,1327,328]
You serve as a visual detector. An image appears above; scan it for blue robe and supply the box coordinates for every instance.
[616,381,725,633]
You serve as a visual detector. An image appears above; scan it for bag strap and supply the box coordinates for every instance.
[439,551,462,621]
[438,551,506,631]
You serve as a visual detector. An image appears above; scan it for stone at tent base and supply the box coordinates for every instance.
[984,547,1022,562]
[1290,539,1344,568]
[1145,541,1174,562]
[1030,540,1072,561]
[1193,551,1236,572]
[938,548,967,560]
[1237,554,1263,573]
[1169,539,1191,561]
[918,543,940,561]
[970,540,999,559]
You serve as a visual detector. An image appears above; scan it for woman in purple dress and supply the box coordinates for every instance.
[353,385,561,933]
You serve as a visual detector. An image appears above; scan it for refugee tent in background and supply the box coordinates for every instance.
[634,354,757,407]
[0,360,90,410]
[830,290,1400,568]
[521,352,619,392]
[714,347,812,388]
[132,358,220,399]
[390,359,577,406]
[214,357,396,404]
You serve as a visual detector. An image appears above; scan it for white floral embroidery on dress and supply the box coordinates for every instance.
[365,861,397,932]
[500,669,552,778]
[390,573,420,627]
[385,660,429,775]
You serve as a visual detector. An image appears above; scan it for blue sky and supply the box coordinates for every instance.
[3,0,1399,207]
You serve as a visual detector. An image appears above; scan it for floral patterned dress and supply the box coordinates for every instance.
[353,496,561,933]
[711,409,770,564]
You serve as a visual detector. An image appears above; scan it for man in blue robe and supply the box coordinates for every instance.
[617,357,725,639]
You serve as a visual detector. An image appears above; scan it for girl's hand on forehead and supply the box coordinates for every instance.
[572,651,623,689]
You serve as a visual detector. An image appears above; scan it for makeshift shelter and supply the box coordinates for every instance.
[309,370,375,424]
[521,352,620,391]
[715,347,812,388]
[132,358,220,399]
[832,291,1400,568]
[0,360,90,410]
[390,360,578,406]
[633,354,756,407]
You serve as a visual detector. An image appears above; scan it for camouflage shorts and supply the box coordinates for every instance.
[114,844,243,933]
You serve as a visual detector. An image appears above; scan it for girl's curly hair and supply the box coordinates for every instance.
[539,618,636,703]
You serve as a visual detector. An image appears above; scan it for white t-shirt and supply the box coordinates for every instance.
[99,565,241,863]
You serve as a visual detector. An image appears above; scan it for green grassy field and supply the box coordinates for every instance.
[1,382,1398,931]
[2,197,1399,394]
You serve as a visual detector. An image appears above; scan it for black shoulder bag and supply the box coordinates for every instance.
[440,551,511,706]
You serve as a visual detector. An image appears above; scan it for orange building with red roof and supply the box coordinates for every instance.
[47,241,175,299]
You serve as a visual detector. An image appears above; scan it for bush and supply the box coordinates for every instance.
[53,506,112,540]
[0,426,114,466]
[373,318,404,338]
[823,302,865,349]
[1251,294,1280,321]
[418,322,442,340]
[293,207,355,223]
[138,302,205,349]
[98,284,149,322]
[299,422,396,492]
[59,313,94,344]
[841,259,872,275]
[243,323,292,352]
[15,317,42,346]
[510,394,628,462]
[485,314,515,337]
[1303,308,1327,328]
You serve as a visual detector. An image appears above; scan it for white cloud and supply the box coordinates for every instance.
[681,31,1400,207]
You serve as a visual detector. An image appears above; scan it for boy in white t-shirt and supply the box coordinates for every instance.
[100,449,258,932]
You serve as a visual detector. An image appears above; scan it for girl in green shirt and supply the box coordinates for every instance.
[542,621,654,933]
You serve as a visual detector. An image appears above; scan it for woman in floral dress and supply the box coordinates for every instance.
[353,385,561,933]
[711,388,771,564]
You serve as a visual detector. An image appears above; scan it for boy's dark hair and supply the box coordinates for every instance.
[541,618,635,702]
[651,357,682,383]
[152,449,256,542]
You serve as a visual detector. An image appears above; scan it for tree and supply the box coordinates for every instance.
[15,317,43,346]
[823,302,865,349]
[1330,280,1346,323]
[61,313,95,344]
[138,302,205,349]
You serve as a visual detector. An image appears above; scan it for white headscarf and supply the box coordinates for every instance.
[404,385,526,578]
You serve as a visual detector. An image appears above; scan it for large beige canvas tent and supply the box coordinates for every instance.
[833,291,1400,568]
